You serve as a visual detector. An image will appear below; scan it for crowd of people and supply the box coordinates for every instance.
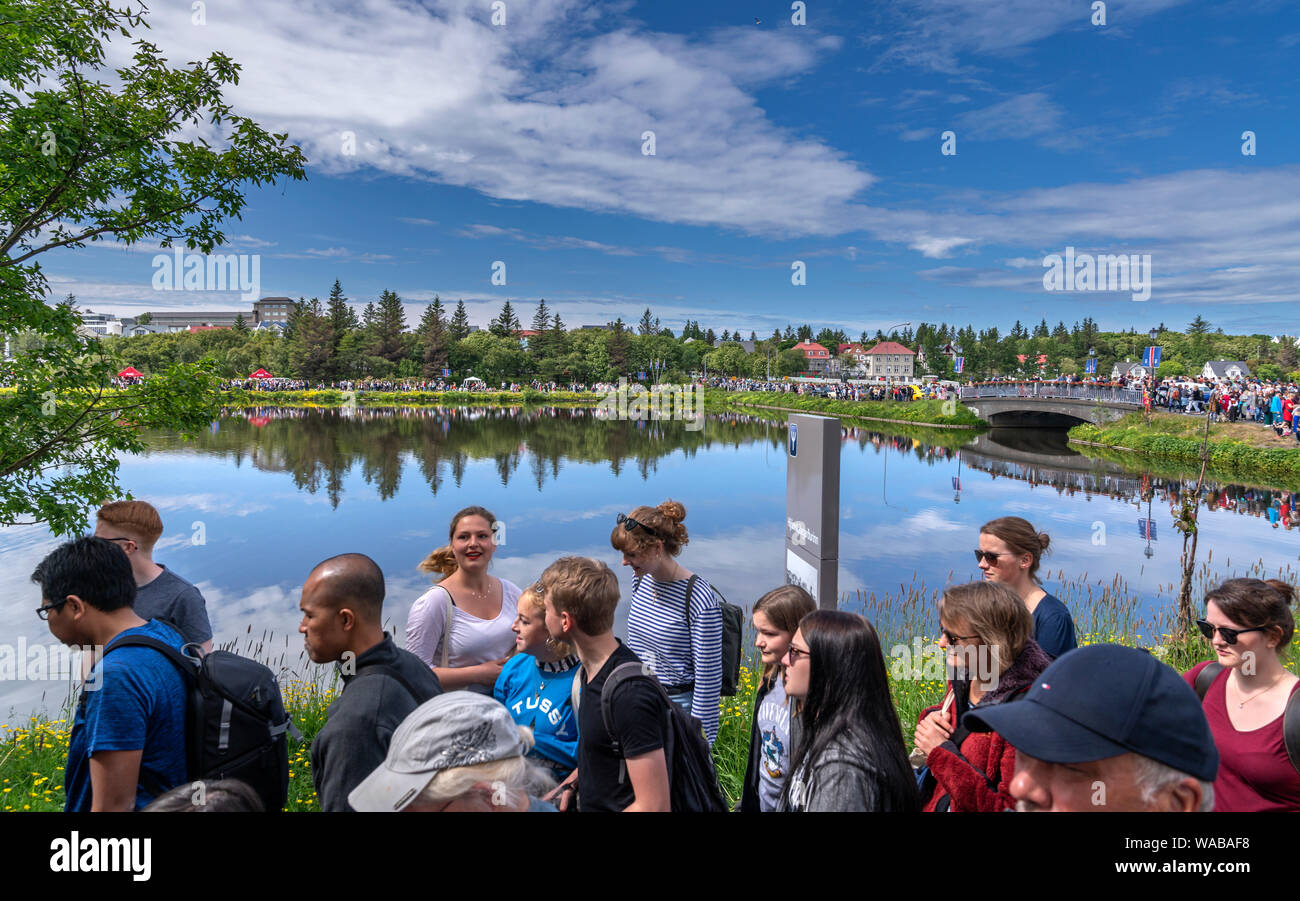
[27,499,1300,813]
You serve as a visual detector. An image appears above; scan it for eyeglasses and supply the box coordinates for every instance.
[973,550,1006,565]
[941,627,979,644]
[1196,619,1267,645]
[786,645,811,665]
[102,536,136,549]
[616,513,659,539]
[36,598,70,620]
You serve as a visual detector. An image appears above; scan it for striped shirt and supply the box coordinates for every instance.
[626,572,723,744]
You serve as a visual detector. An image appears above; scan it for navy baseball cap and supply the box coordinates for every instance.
[964,644,1218,783]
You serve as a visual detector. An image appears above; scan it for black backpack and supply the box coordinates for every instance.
[634,573,745,696]
[1193,661,1300,777]
[588,661,728,813]
[100,632,299,812]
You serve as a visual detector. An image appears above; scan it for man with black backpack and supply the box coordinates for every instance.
[33,537,189,811]
[539,556,671,812]
[301,553,442,811]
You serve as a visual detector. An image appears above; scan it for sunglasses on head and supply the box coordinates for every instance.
[617,513,659,539]
[1196,619,1268,645]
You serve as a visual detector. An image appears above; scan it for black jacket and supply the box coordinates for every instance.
[738,673,802,812]
[311,635,442,812]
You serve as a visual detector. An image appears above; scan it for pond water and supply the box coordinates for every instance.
[4,405,1298,722]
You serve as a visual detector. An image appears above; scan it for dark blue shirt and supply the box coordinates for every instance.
[1032,593,1077,660]
[65,620,189,811]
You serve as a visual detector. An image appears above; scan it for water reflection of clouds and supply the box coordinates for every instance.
[144,493,272,517]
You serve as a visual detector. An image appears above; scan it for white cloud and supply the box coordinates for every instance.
[112,1,870,239]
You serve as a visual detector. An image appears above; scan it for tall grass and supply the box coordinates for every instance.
[5,564,1295,812]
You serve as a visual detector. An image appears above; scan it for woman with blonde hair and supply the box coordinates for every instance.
[406,506,522,693]
[493,583,580,780]
[913,581,1052,812]
[348,692,557,812]
[611,499,723,744]
[739,584,816,811]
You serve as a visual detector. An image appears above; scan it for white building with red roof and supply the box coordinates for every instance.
[862,341,916,379]
[792,340,832,375]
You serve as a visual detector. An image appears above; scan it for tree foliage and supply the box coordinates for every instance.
[0,0,305,534]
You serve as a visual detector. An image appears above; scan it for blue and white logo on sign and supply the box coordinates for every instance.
[788,422,798,457]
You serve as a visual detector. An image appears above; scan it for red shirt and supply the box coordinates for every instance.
[1184,661,1300,812]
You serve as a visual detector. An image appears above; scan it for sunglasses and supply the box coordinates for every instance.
[973,550,1008,565]
[1196,619,1268,645]
[941,627,979,644]
[616,513,659,539]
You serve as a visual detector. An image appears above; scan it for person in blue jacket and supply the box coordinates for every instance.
[494,584,579,779]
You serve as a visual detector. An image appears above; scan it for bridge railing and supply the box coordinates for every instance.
[960,383,1143,404]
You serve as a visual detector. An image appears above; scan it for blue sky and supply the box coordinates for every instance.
[42,0,1300,336]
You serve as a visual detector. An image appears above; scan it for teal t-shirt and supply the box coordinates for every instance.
[493,652,580,770]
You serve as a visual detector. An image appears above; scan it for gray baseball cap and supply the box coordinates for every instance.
[348,691,527,812]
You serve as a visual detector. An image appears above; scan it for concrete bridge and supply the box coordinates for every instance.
[959,383,1143,427]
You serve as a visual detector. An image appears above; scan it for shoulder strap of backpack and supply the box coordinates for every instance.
[1284,684,1300,779]
[355,664,421,704]
[1193,661,1224,700]
[599,662,664,755]
[103,634,199,680]
[683,574,698,627]
[441,587,455,669]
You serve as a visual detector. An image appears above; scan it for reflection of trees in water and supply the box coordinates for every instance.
[143,407,792,506]
[963,455,1300,530]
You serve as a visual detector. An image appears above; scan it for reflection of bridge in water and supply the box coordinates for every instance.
[962,431,1148,497]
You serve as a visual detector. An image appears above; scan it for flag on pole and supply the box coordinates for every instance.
[1138,518,1157,540]
[1084,357,1097,374]
[954,356,965,374]
[1143,346,1163,369]
[952,476,961,490]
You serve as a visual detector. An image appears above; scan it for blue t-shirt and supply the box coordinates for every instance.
[65,620,189,812]
[1032,593,1078,660]
[493,652,580,771]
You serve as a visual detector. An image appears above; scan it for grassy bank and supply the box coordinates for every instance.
[1070,413,1300,486]
[8,561,1293,812]
[222,388,608,408]
[707,389,987,428]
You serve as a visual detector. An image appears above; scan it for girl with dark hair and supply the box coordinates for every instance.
[1184,578,1300,811]
[611,499,723,745]
[406,506,522,693]
[977,516,1076,659]
[776,610,919,812]
[738,585,816,812]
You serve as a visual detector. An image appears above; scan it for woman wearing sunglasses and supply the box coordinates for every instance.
[1183,579,1300,811]
[777,610,918,812]
[913,581,1052,812]
[611,500,723,745]
[975,516,1076,660]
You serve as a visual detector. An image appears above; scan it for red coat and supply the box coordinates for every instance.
[918,640,1053,812]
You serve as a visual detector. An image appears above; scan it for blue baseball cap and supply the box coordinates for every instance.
[964,644,1218,783]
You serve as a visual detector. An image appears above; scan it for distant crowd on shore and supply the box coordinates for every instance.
[27,497,1299,814]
